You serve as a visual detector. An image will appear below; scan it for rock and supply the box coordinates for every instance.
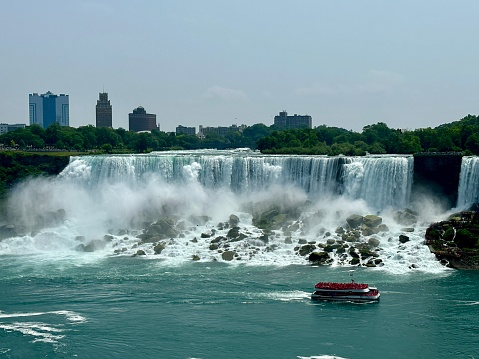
[363,214,382,227]
[153,242,166,254]
[259,234,269,243]
[401,228,415,232]
[147,218,178,238]
[221,251,236,261]
[350,257,360,265]
[368,237,381,248]
[192,255,200,261]
[226,227,247,241]
[134,250,146,256]
[346,214,364,228]
[229,214,240,227]
[82,239,106,252]
[298,244,316,256]
[104,234,114,241]
[308,251,331,264]
[378,224,389,232]
[394,209,418,226]
[399,235,410,243]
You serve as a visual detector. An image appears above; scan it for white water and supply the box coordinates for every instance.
[0,150,452,274]
[457,156,479,208]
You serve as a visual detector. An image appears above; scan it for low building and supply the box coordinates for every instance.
[176,125,196,136]
[128,106,157,132]
[197,124,246,139]
[0,123,26,135]
[273,111,312,129]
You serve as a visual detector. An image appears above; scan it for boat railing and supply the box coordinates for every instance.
[314,282,369,290]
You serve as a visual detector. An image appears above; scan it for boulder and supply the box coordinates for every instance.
[399,235,410,243]
[363,214,382,227]
[368,237,381,248]
[298,244,316,256]
[153,242,166,254]
[308,251,331,264]
[346,214,364,228]
[221,251,236,261]
[229,214,240,227]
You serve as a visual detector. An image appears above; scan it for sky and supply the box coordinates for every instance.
[1,0,479,133]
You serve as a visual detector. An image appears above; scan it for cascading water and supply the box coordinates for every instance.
[457,156,479,208]
[0,149,445,273]
[340,155,413,211]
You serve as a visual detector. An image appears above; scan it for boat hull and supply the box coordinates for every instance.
[311,291,380,303]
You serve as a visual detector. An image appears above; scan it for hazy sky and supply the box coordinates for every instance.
[1,0,478,132]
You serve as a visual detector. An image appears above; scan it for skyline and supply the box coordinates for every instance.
[1,1,479,133]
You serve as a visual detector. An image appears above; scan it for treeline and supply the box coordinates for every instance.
[0,152,70,197]
[1,114,479,155]
[0,123,273,153]
[258,114,479,155]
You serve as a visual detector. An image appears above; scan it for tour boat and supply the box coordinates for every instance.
[311,281,380,302]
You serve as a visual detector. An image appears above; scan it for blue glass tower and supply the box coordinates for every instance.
[29,91,69,128]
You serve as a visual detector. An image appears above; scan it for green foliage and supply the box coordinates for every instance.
[454,229,478,248]
[1,114,479,155]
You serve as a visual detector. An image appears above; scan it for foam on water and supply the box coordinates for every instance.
[0,310,86,344]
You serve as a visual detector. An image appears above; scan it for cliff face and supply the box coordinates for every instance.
[412,153,463,208]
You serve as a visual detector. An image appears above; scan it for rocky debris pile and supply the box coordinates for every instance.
[107,205,421,268]
[304,212,411,267]
[425,211,479,269]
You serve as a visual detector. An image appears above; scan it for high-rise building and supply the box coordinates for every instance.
[128,106,157,132]
[29,91,69,128]
[273,111,312,129]
[96,92,112,128]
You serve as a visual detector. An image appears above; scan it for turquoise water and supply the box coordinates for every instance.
[1,257,478,359]
[2,152,479,358]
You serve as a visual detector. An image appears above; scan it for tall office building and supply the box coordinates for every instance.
[128,106,157,132]
[96,92,112,128]
[29,91,69,128]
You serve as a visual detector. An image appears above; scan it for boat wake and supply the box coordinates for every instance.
[0,310,86,344]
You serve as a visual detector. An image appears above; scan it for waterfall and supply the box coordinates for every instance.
[60,150,412,211]
[340,155,413,211]
[457,156,479,208]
